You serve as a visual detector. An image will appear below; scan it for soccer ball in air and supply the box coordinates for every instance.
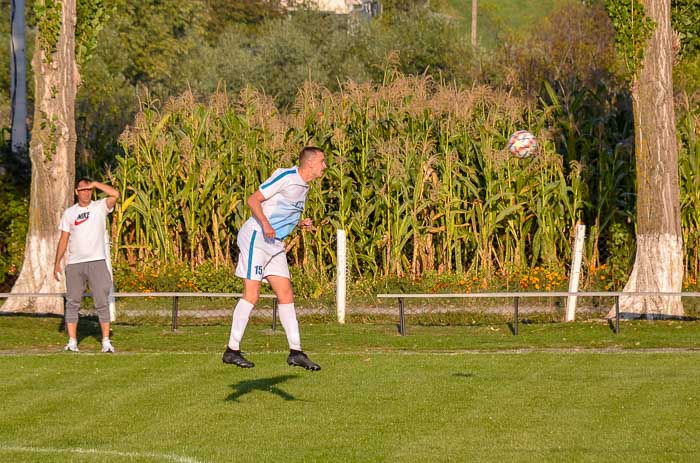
[508,130,537,159]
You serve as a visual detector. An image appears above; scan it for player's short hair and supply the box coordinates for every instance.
[299,146,323,167]
[75,177,92,188]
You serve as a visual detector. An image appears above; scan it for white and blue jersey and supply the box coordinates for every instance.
[253,166,309,240]
[235,166,308,281]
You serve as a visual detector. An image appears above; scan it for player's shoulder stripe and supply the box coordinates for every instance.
[260,167,297,189]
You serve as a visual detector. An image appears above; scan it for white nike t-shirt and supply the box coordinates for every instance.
[59,198,113,264]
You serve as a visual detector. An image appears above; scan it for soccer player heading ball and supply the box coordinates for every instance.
[223,146,327,370]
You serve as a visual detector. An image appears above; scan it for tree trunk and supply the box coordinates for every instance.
[5,0,79,314]
[471,0,477,48]
[10,0,27,152]
[609,0,683,318]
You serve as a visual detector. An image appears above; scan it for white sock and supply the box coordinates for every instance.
[278,303,301,351]
[228,299,255,350]
[68,338,77,345]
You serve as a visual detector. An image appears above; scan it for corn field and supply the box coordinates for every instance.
[110,75,700,285]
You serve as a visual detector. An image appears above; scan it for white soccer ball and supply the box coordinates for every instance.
[508,130,538,159]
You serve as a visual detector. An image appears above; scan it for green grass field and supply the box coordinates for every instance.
[1,316,699,462]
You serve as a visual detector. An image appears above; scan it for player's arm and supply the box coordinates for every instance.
[53,231,70,281]
[299,218,316,231]
[247,190,275,239]
[90,181,120,209]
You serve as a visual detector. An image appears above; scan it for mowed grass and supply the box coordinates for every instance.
[2,315,700,353]
[1,316,700,462]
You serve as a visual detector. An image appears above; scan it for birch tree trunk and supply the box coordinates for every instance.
[10,0,27,152]
[609,0,683,318]
[5,0,78,314]
[471,0,477,48]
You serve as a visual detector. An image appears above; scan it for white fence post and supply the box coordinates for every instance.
[336,229,347,324]
[566,223,586,322]
[109,288,116,322]
[105,229,116,322]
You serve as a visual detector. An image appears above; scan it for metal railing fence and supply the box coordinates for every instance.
[0,292,278,331]
[377,291,700,335]
[2,291,699,334]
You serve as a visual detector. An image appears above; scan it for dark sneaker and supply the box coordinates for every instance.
[222,347,255,368]
[287,350,321,371]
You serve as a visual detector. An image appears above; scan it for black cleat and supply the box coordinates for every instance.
[287,350,321,371]
[222,347,255,368]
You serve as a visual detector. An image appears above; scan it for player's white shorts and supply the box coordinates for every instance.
[235,219,290,281]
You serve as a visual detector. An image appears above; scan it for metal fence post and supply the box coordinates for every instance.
[399,297,406,336]
[615,295,620,334]
[172,296,179,332]
[63,295,67,333]
[513,296,519,336]
[272,297,278,331]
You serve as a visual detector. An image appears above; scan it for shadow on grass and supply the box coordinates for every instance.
[53,315,106,342]
[52,314,111,345]
[75,316,107,344]
[226,375,299,402]
[606,313,700,333]
[616,312,700,321]
[453,372,475,379]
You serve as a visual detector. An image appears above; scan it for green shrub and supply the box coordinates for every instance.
[0,137,30,292]
[0,182,28,291]
[113,265,157,292]
[193,261,241,293]
[151,263,195,292]
[366,8,474,84]
[605,222,635,286]
[114,260,245,293]
[289,266,333,300]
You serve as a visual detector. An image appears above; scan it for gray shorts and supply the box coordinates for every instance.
[64,260,112,323]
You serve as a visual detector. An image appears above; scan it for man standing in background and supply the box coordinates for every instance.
[54,178,119,353]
